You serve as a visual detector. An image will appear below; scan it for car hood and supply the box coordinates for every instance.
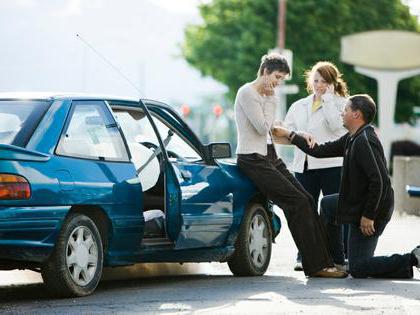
[215,157,237,166]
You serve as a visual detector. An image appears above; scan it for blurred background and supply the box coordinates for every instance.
[0,0,419,153]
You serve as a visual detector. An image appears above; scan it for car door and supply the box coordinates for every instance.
[149,107,234,249]
[55,100,143,252]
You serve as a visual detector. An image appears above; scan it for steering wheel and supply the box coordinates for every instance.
[140,141,185,161]
[140,141,159,151]
[166,150,185,161]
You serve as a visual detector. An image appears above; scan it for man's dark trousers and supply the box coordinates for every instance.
[237,145,334,275]
[321,193,413,278]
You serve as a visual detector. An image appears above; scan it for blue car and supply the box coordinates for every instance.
[0,93,281,297]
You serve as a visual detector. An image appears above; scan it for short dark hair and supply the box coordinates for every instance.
[348,94,376,124]
[258,53,290,76]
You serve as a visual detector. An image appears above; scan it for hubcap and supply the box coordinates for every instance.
[66,226,98,286]
[248,214,269,268]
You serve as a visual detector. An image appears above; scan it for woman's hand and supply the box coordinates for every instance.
[261,74,275,96]
[326,84,335,95]
[272,126,290,138]
[321,84,335,102]
[272,128,316,148]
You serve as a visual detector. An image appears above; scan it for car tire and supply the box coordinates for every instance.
[41,213,103,297]
[228,202,272,276]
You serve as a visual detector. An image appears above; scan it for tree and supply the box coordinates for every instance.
[182,0,420,123]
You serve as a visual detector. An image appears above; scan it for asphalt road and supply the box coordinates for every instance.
[1,210,419,314]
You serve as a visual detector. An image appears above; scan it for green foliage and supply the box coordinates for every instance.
[182,0,420,123]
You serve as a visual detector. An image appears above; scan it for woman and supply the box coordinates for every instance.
[234,53,346,278]
[284,61,348,271]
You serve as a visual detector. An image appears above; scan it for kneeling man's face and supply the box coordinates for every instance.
[341,102,355,130]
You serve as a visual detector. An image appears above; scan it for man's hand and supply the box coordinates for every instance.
[272,127,316,148]
[360,216,375,236]
[298,132,316,149]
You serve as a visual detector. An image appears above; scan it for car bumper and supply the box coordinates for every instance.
[0,206,70,263]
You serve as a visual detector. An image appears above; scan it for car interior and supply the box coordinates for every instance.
[0,113,22,145]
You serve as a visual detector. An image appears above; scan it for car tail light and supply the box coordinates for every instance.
[0,174,31,200]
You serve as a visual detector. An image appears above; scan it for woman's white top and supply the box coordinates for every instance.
[235,83,277,156]
[284,93,347,173]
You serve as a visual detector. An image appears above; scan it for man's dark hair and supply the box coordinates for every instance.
[348,94,376,124]
[258,53,290,76]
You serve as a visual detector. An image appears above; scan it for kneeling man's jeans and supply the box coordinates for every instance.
[321,194,413,278]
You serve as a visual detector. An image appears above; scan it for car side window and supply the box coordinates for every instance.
[56,102,129,162]
[151,115,202,162]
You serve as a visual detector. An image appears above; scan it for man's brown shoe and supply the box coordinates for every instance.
[309,267,348,278]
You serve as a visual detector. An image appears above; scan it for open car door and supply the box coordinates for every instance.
[147,104,234,249]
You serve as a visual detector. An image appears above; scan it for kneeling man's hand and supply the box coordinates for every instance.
[360,216,375,236]
[298,132,316,149]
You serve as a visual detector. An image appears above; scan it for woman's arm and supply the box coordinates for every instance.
[238,88,271,135]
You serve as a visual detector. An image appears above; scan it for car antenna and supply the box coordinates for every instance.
[76,33,145,97]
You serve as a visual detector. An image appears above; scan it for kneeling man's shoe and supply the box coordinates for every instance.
[310,267,348,278]
[412,245,420,269]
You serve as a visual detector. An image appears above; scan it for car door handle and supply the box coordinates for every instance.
[180,170,192,181]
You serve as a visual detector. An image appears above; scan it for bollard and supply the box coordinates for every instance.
[393,156,420,215]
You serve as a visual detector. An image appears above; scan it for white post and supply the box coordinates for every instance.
[275,84,298,164]
[354,67,420,161]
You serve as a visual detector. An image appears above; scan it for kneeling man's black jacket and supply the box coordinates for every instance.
[292,124,394,225]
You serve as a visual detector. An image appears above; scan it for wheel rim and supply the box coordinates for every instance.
[248,213,269,269]
[66,226,98,286]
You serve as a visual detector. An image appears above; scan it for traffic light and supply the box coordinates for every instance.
[213,104,223,118]
[181,104,191,118]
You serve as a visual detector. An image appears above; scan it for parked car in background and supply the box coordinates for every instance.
[407,185,420,197]
[0,93,281,297]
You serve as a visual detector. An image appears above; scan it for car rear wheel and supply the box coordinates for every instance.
[41,213,103,297]
[228,202,272,276]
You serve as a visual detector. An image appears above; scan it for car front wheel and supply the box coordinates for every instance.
[228,202,272,276]
[41,213,103,297]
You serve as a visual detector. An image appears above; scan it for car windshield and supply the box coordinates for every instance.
[0,100,51,147]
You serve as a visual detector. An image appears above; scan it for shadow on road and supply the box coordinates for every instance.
[1,273,419,313]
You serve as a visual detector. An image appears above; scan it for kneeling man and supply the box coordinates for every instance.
[274,94,420,278]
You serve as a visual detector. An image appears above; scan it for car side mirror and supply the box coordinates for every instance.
[206,142,231,159]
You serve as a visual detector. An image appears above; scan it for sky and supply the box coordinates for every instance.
[0,0,418,106]
[0,0,224,105]
[402,0,420,18]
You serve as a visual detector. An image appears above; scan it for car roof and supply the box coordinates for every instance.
[0,92,170,108]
